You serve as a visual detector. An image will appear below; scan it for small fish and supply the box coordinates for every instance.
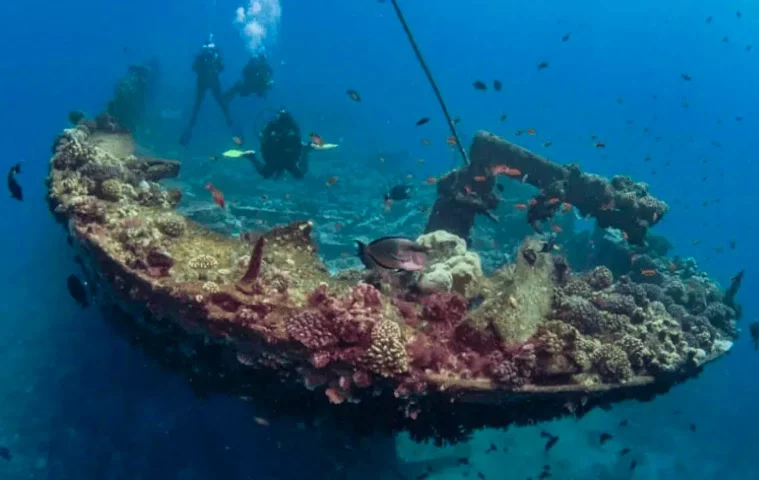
[0,446,10,461]
[425,177,437,185]
[492,164,522,177]
[630,460,637,471]
[514,204,528,210]
[260,194,268,201]
[356,237,428,271]
[493,80,502,91]
[254,417,270,426]
[746,45,753,52]
[562,33,571,42]
[594,142,605,148]
[385,185,412,202]
[422,139,431,146]
[737,11,742,19]
[67,275,89,308]
[473,175,487,182]
[205,183,225,208]
[453,117,461,125]
[446,136,457,146]
[526,128,536,135]
[473,80,487,90]
[232,136,244,146]
[477,473,486,480]
[599,433,613,445]
[543,140,552,147]
[730,239,736,249]
[619,419,629,427]
[723,36,729,43]
[538,472,551,480]
[681,73,692,81]
[620,448,631,456]
[326,176,339,187]
[689,423,697,432]
[749,322,759,350]
[706,16,713,23]
[736,116,744,121]
[415,117,430,126]
[347,89,361,102]
[541,431,559,452]
[485,443,498,454]
[641,269,657,277]
[309,132,324,146]
[496,184,504,192]
[537,61,549,70]
[550,225,562,233]
[457,457,469,465]
[7,162,22,201]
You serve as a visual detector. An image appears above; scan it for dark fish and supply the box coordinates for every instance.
[749,322,759,350]
[416,474,428,480]
[356,237,428,271]
[485,443,497,454]
[496,184,504,192]
[385,185,412,202]
[457,457,469,465]
[736,116,744,121]
[620,448,631,456]
[493,80,502,91]
[737,11,742,19]
[473,80,487,90]
[541,432,559,452]
[67,275,89,308]
[689,423,697,432]
[346,89,361,102]
[619,419,629,427]
[746,45,752,52]
[7,163,22,201]
[453,117,461,124]
[500,114,507,122]
[537,61,549,70]
[538,472,551,479]
[723,36,729,43]
[416,117,430,126]
[0,446,10,461]
[706,16,712,23]
[630,460,637,471]
[681,73,692,81]
[562,33,570,42]
[477,473,486,480]
[599,433,613,445]
[467,294,485,312]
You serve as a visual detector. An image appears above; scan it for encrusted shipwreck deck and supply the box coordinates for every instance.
[47,123,738,445]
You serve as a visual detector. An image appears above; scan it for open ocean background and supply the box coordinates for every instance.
[0,0,757,478]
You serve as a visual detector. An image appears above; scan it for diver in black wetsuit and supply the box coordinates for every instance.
[243,109,314,179]
[180,35,236,146]
[224,54,274,103]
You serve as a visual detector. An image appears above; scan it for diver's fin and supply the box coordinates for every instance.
[311,143,339,150]
[222,149,256,158]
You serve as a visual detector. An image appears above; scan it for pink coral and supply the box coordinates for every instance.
[422,292,468,324]
[286,311,338,349]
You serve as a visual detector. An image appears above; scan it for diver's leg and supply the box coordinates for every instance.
[249,155,277,179]
[285,164,305,179]
[210,80,234,127]
[223,81,242,105]
[180,82,207,145]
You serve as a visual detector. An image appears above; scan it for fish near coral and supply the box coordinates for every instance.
[67,275,88,308]
[7,162,22,201]
[356,236,428,271]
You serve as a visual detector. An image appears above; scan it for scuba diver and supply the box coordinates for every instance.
[180,34,236,146]
[222,109,338,179]
[224,54,274,103]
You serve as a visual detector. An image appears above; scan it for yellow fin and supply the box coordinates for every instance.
[222,149,255,158]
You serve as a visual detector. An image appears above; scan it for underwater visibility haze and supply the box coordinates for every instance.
[1,0,759,478]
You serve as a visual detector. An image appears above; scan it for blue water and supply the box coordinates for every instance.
[1,0,757,478]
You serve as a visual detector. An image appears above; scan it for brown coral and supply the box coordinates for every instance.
[591,344,633,383]
[365,321,408,377]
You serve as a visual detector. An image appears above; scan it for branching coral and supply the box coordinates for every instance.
[365,320,408,377]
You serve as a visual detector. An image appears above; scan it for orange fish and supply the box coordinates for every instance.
[526,128,536,136]
[426,176,437,184]
[594,142,606,148]
[668,262,677,272]
[422,139,431,146]
[326,176,339,187]
[652,212,659,223]
[547,197,561,205]
[641,269,658,277]
[205,183,225,208]
[551,225,563,233]
[309,132,324,146]
[446,136,456,146]
[232,136,243,146]
[473,175,487,182]
[514,203,528,210]
[260,194,268,201]
[491,164,522,177]
[561,202,572,213]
